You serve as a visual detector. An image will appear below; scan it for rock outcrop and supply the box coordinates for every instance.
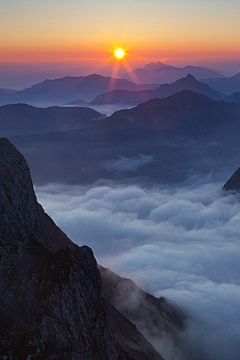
[0,137,184,360]
[0,138,118,359]
[223,167,240,191]
[99,265,185,360]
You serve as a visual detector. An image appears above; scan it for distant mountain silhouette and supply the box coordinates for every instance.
[143,61,169,71]
[96,90,239,137]
[202,73,240,95]
[226,92,240,104]
[0,74,158,107]
[0,104,103,137]
[122,63,224,84]
[11,91,240,187]
[89,74,225,106]
[0,87,17,95]
[67,98,89,106]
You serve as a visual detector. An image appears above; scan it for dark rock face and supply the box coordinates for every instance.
[99,265,185,360]
[223,167,240,191]
[106,299,164,360]
[0,137,185,359]
[0,138,118,359]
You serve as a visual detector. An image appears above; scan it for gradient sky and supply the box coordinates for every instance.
[1,0,240,82]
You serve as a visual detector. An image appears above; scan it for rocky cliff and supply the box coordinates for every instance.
[0,137,184,360]
[99,265,185,360]
[0,137,118,359]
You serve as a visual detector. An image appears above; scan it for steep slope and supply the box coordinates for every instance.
[106,300,165,360]
[0,104,103,137]
[0,138,118,359]
[0,138,174,360]
[89,74,224,106]
[99,265,184,360]
[223,167,240,191]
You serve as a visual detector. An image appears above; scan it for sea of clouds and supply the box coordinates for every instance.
[35,178,240,360]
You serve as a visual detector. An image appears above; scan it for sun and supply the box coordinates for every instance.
[114,47,126,60]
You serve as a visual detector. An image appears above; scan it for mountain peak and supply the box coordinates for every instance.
[0,137,45,243]
[143,61,168,71]
[0,137,73,251]
[179,73,198,82]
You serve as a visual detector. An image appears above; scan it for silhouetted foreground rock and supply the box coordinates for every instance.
[99,265,185,360]
[0,138,118,359]
[0,138,185,359]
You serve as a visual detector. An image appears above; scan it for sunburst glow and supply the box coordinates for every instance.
[114,47,126,60]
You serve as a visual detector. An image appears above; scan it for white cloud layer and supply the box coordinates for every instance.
[35,180,240,360]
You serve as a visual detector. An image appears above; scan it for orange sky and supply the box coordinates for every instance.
[1,0,240,87]
[1,0,240,62]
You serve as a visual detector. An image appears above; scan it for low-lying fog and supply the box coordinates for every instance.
[35,176,240,360]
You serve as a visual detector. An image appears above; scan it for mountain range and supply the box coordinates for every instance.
[121,61,225,84]
[1,68,240,110]
[85,74,225,106]
[0,137,184,359]
[9,90,240,187]
[202,72,240,95]
[0,74,159,107]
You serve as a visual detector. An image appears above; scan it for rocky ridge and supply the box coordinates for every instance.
[99,265,184,360]
[0,137,184,359]
[223,167,240,191]
[0,138,117,359]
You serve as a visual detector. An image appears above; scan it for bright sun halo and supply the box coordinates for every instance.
[114,47,126,60]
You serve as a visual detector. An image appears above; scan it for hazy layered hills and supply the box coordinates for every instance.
[226,92,240,104]
[0,104,103,137]
[10,91,240,186]
[0,87,17,95]
[202,72,240,95]
[121,61,225,84]
[97,90,240,137]
[87,74,225,106]
[0,74,159,107]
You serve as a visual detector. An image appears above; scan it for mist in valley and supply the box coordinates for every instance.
[2,67,240,360]
[35,173,240,360]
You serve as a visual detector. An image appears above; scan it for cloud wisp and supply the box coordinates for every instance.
[103,154,155,172]
[35,180,240,360]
